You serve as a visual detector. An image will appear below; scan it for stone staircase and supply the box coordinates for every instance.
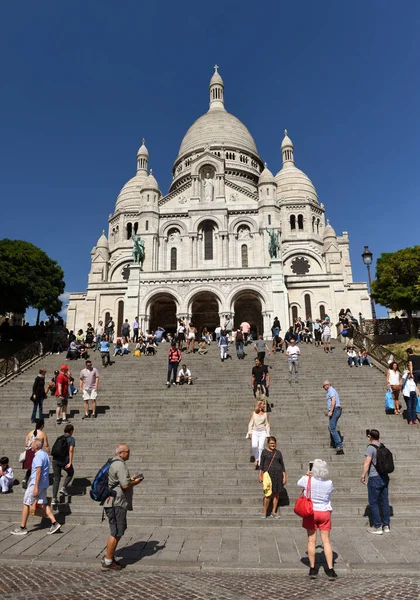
[0,341,418,528]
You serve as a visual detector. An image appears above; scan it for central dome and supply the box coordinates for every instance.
[178,110,258,158]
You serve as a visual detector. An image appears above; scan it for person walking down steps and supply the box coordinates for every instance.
[322,381,344,455]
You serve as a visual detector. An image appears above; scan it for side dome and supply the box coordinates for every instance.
[323,220,337,239]
[258,164,275,185]
[141,170,160,192]
[275,165,318,203]
[177,110,258,158]
[96,230,109,249]
[115,171,147,211]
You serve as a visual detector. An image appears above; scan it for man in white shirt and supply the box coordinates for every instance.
[176,364,192,385]
[285,339,301,383]
[95,321,104,351]
[214,326,222,343]
[322,321,332,353]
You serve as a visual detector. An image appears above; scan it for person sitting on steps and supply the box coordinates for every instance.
[177,364,192,385]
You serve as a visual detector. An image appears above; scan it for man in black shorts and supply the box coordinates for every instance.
[101,443,142,571]
[251,357,270,398]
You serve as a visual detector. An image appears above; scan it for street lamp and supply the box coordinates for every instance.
[361,245,377,320]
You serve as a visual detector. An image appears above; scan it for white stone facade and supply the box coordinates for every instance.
[67,67,371,337]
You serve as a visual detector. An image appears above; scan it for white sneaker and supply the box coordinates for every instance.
[11,527,28,536]
[367,527,383,535]
[383,525,391,533]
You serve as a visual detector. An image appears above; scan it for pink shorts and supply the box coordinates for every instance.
[302,510,331,531]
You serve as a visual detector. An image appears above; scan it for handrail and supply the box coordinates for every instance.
[352,330,408,373]
[0,341,46,385]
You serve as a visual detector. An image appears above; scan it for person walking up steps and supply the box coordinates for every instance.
[167,341,181,387]
[31,368,47,423]
[55,365,70,425]
[51,424,76,510]
[361,429,392,534]
[80,359,99,419]
[322,381,344,455]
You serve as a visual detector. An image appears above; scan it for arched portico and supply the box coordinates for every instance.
[231,290,264,337]
[148,293,178,333]
[189,291,221,337]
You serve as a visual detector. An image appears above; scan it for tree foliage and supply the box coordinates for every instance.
[0,239,65,318]
[371,246,420,335]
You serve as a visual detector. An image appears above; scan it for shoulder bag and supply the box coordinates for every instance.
[294,476,314,517]
[262,451,277,497]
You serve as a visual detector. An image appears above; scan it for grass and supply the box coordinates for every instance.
[385,338,420,361]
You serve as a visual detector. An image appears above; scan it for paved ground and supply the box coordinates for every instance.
[1,566,420,600]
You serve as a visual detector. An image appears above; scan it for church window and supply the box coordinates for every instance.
[241,244,248,267]
[291,257,311,275]
[134,222,138,234]
[268,215,272,225]
[147,194,150,202]
[320,305,326,320]
[202,222,215,260]
[145,220,149,231]
[291,306,298,322]
[266,188,269,196]
[312,216,315,232]
[170,247,177,271]
[126,222,132,240]
[298,214,304,230]
[290,215,296,230]
[316,218,320,234]
[304,294,312,318]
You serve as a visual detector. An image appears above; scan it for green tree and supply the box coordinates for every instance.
[371,246,420,336]
[0,239,65,323]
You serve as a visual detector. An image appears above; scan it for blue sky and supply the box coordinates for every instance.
[1,0,419,322]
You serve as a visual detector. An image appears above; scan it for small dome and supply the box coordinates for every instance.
[323,220,337,239]
[210,67,223,86]
[96,231,109,249]
[275,164,318,203]
[258,163,275,185]
[137,138,149,157]
[141,169,160,192]
[115,171,147,211]
[281,129,294,149]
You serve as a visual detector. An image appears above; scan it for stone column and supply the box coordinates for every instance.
[124,264,141,324]
[262,311,272,340]
[270,257,289,334]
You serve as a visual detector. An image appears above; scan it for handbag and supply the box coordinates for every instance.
[294,476,314,518]
[29,498,51,517]
[341,329,348,337]
[385,390,394,411]
[262,451,277,497]
[19,450,26,464]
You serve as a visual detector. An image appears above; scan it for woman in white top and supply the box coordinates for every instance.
[402,371,418,424]
[297,459,336,579]
[121,337,130,355]
[247,401,270,468]
[386,361,402,414]
[186,322,197,354]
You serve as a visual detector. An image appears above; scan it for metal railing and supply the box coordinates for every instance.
[350,330,408,372]
[0,341,45,385]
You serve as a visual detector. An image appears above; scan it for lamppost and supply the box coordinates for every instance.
[361,245,377,320]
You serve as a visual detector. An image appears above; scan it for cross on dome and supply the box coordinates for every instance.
[214,64,219,73]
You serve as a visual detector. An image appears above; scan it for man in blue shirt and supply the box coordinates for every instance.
[11,438,61,536]
[100,336,111,367]
[323,380,344,455]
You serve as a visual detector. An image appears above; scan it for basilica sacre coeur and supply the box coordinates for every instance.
[67,67,371,337]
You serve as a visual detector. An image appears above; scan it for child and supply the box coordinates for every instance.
[0,457,14,494]
[347,347,358,367]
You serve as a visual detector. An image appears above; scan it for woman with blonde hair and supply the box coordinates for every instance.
[247,400,270,469]
[297,459,336,579]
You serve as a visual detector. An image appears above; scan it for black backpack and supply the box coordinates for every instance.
[370,443,394,474]
[51,435,68,461]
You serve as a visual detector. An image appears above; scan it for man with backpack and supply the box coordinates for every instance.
[361,428,393,535]
[101,443,143,571]
[167,341,181,387]
[51,424,76,510]
[121,319,130,339]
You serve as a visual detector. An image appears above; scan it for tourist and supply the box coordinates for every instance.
[235,328,245,359]
[342,321,355,350]
[286,338,301,383]
[68,374,78,398]
[135,335,146,355]
[79,359,99,419]
[121,337,130,355]
[313,320,322,347]
[155,327,165,344]
[198,340,208,355]
[219,329,230,361]
[102,443,143,570]
[247,400,270,468]
[113,338,123,356]
[177,364,192,385]
[271,317,281,342]
[301,327,312,344]
[51,424,76,509]
[186,322,197,353]
[76,329,84,344]
[145,333,156,355]
[176,319,186,351]
[253,335,271,364]
[55,365,70,424]
[31,368,47,423]
[386,361,402,415]
[251,357,270,398]
[272,334,284,353]
[132,317,140,343]
[402,372,418,424]
[361,429,391,534]
[22,419,50,489]
[284,326,296,349]
[95,320,104,351]
[406,348,420,385]
[347,347,358,367]
[85,323,95,348]
[359,347,374,367]
[201,327,209,343]
[66,339,79,360]
[322,381,344,455]
[167,341,181,387]
[321,320,332,353]
[297,459,336,579]
[258,436,286,519]
[214,324,222,343]
[0,457,14,494]
[121,319,130,340]
[100,335,111,367]
[240,320,251,344]
[105,317,115,343]
[306,316,313,337]
[11,438,61,536]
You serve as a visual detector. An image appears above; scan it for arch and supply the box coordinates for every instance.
[170,247,177,271]
[319,304,326,320]
[304,294,312,319]
[160,219,187,237]
[291,305,298,322]
[126,222,132,240]
[199,219,217,261]
[148,293,178,333]
[282,250,324,271]
[144,288,183,314]
[241,244,248,267]
[298,214,304,230]
[194,215,222,232]
[290,215,296,230]
[109,259,132,282]
[104,311,111,330]
[189,291,220,335]
[229,215,258,234]
[232,290,263,336]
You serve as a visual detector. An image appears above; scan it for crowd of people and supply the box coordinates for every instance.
[3,307,416,578]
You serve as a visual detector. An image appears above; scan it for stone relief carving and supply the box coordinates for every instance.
[237,227,251,240]
[178,196,187,204]
[203,172,214,202]
[169,231,180,242]
[230,192,239,202]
